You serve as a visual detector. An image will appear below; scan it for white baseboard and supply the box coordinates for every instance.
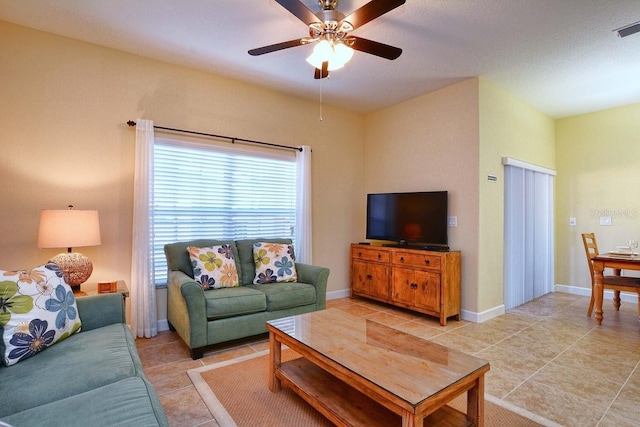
[555,283,638,303]
[450,285,639,325]
[554,284,591,297]
[462,304,505,323]
[157,318,170,332]
[157,285,633,332]
[327,289,351,300]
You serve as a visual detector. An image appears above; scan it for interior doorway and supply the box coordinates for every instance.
[503,158,556,310]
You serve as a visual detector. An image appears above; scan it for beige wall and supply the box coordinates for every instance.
[478,80,556,313]
[0,21,366,321]
[5,19,638,326]
[363,79,556,316]
[555,102,640,289]
[364,79,481,313]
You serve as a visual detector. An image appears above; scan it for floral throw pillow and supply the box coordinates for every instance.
[187,245,239,290]
[0,263,82,366]
[253,242,297,284]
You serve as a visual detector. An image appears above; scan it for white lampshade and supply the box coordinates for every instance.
[38,209,101,249]
[38,207,101,289]
[306,40,354,71]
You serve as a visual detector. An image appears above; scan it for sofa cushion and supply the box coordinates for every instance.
[252,242,298,284]
[1,263,82,366]
[0,323,141,418]
[236,238,293,285]
[187,245,239,289]
[245,282,316,311]
[204,287,267,320]
[2,376,168,427]
[164,239,241,284]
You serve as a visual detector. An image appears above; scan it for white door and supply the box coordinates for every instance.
[503,158,555,310]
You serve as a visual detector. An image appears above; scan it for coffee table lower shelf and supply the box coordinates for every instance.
[277,357,473,427]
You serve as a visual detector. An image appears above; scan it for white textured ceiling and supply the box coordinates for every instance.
[1,0,639,118]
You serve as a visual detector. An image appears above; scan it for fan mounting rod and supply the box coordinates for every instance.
[320,0,338,10]
[306,1,352,44]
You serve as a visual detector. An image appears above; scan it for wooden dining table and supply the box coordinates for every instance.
[592,253,640,325]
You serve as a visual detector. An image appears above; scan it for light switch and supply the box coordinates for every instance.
[569,217,576,226]
[599,216,612,226]
[447,216,458,227]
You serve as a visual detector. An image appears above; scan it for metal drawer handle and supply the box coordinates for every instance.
[424,260,430,266]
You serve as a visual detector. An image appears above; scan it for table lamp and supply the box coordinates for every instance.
[38,205,101,291]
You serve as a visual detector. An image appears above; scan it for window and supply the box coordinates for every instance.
[152,138,297,286]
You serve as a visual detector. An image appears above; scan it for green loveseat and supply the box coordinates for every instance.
[164,238,330,359]
[0,293,169,427]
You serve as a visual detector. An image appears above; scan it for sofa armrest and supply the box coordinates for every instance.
[296,263,330,310]
[76,293,125,331]
[167,270,207,350]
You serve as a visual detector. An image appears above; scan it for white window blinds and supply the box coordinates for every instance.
[503,158,555,310]
[153,138,297,285]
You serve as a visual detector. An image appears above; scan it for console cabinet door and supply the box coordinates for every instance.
[392,268,441,312]
[352,260,370,295]
[369,263,390,299]
[353,260,390,299]
[413,270,441,312]
[391,268,415,305]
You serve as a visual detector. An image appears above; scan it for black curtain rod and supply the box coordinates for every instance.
[126,120,302,152]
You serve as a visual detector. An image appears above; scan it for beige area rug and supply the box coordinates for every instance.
[188,349,556,427]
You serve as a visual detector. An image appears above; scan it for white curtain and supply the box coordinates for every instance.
[295,145,312,263]
[503,158,555,310]
[131,119,158,338]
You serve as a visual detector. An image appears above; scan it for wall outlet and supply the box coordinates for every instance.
[447,216,458,227]
[599,216,612,226]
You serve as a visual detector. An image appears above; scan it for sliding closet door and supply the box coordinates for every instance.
[503,158,555,310]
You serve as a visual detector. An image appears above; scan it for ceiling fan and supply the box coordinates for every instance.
[249,0,406,79]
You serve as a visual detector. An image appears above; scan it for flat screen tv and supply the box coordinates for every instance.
[366,191,448,250]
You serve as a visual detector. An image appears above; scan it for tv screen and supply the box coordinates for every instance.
[366,191,448,248]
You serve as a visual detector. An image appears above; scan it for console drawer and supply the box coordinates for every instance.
[351,246,390,263]
[392,251,441,270]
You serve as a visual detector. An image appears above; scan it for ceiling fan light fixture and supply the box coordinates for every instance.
[334,42,354,64]
[250,0,405,79]
[306,39,353,71]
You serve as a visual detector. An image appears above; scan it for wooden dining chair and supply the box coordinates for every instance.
[581,233,640,316]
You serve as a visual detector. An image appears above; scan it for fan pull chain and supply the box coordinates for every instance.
[319,76,324,121]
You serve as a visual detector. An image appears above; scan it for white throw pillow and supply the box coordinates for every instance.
[253,242,297,284]
[1,263,82,366]
[187,245,239,290]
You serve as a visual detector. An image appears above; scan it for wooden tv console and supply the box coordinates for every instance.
[350,244,461,325]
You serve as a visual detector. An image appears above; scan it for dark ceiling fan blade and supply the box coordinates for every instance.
[342,0,406,30]
[248,39,305,56]
[351,36,402,60]
[275,0,321,25]
[314,61,329,79]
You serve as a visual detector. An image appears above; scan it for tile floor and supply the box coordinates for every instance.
[136,292,640,427]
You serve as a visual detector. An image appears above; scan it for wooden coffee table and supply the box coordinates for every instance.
[267,308,490,427]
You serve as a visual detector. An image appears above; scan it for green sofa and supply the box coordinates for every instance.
[164,238,330,359]
[0,293,169,427]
